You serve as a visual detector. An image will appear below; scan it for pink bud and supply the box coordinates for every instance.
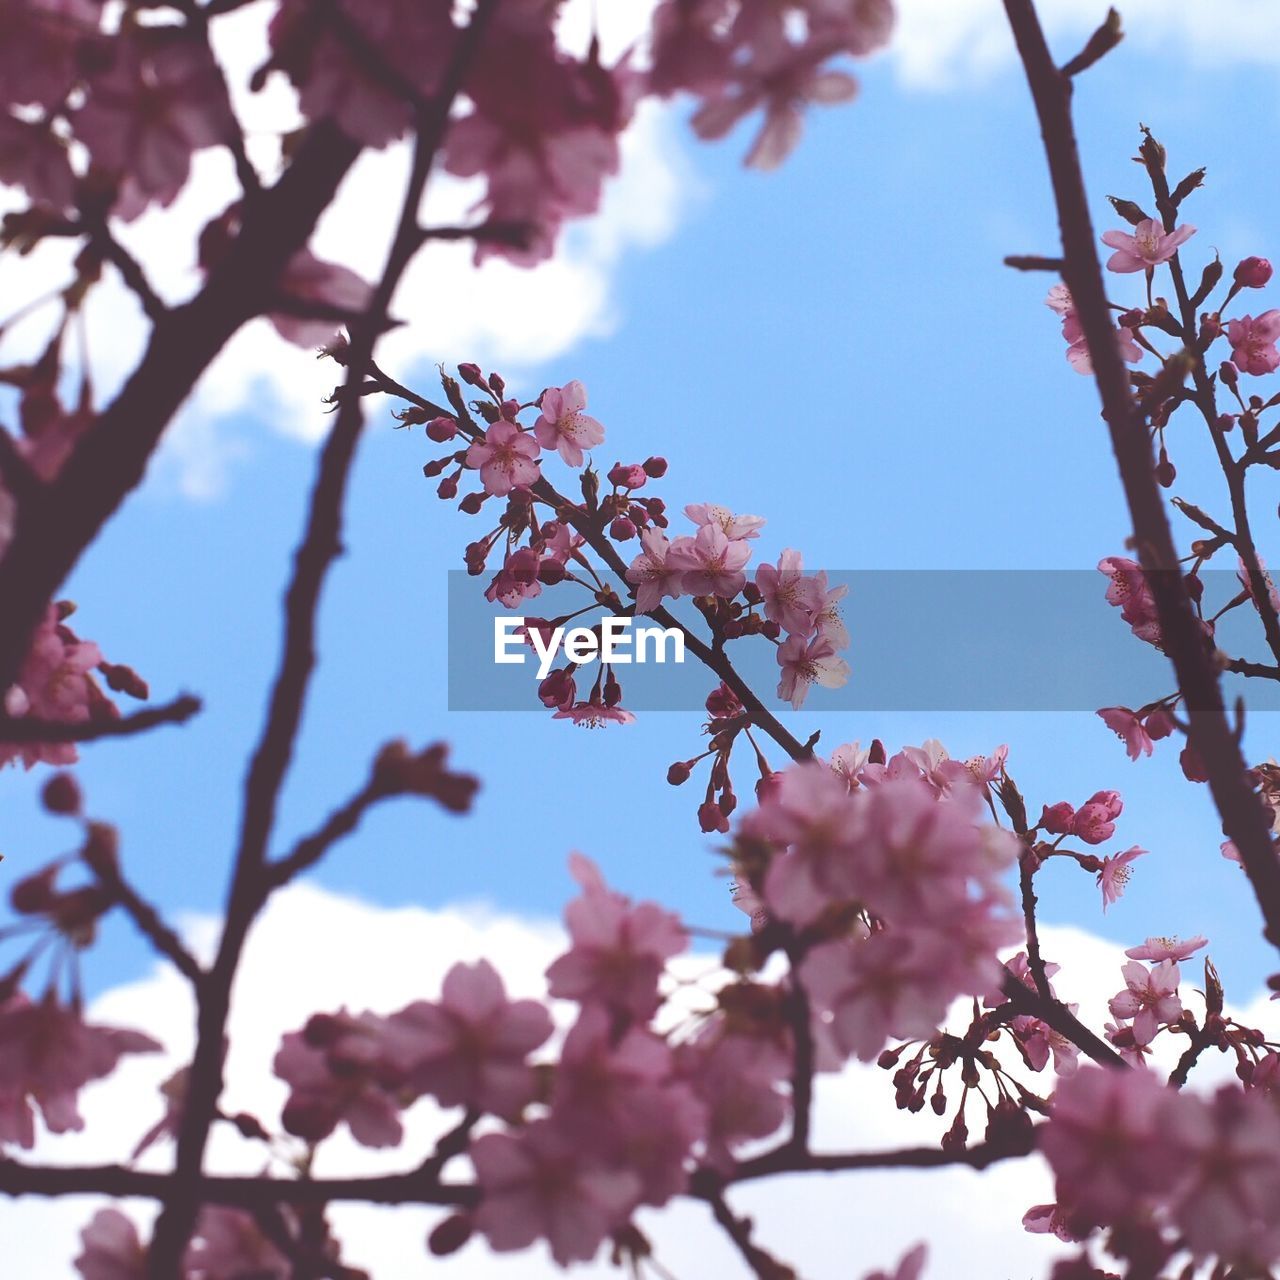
[1235,257,1273,288]
[643,456,668,478]
[458,362,486,387]
[426,416,457,442]
[609,516,637,541]
[1143,706,1176,740]
[1040,801,1075,834]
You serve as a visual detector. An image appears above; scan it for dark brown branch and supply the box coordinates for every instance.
[0,122,361,700]
[1223,657,1280,681]
[1004,254,1065,272]
[87,851,205,987]
[728,1128,1037,1183]
[1002,0,1280,955]
[1059,8,1123,78]
[698,1186,800,1280]
[0,694,201,743]
[265,780,382,889]
[0,1159,475,1208]
[1001,971,1127,1069]
[145,7,503,1273]
[1018,851,1053,1000]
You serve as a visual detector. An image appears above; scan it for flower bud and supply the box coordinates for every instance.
[429,1214,474,1258]
[609,516,637,541]
[667,761,692,785]
[459,492,486,515]
[437,475,458,500]
[1235,256,1273,289]
[643,456,668,478]
[41,772,82,816]
[457,362,486,388]
[426,416,457,442]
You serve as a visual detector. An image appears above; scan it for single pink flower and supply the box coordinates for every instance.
[1107,959,1182,1046]
[465,420,541,497]
[1124,934,1207,963]
[1166,1086,1280,1264]
[775,632,850,710]
[188,1207,289,1279]
[829,741,870,787]
[1098,556,1163,647]
[74,1208,146,1280]
[552,698,636,727]
[484,547,542,608]
[1040,801,1075,834]
[813,575,850,647]
[683,503,765,541]
[546,854,687,1021]
[755,548,824,636]
[0,993,160,1149]
[1098,706,1153,760]
[1021,1203,1078,1242]
[1096,846,1146,911]
[1228,310,1280,376]
[626,529,683,614]
[472,1118,641,1266]
[666,524,752,597]
[1100,218,1195,272]
[1039,1064,1179,1227]
[389,959,553,1120]
[533,380,605,467]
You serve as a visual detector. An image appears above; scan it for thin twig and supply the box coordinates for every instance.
[86,854,205,987]
[0,694,201,744]
[265,781,382,889]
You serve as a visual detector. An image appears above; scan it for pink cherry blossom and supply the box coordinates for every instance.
[269,249,374,348]
[756,548,825,636]
[683,502,765,541]
[552,698,636,727]
[775,632,850,710]
[273,1010,405,1148]
[830,741,870,787]
[1022,1203,1078,1242]
[2,605,114,770]
[626,529,683,614]
[1107,959,1182,1046]
[1228,310,1280,376]
[666,524,752,597]
[1040,801,1075,833]
[814,575,850,646]
[0,0,101,113]
[1013,1013,1081,1077]
[1072,789,1123,845]
[485,547,542,608]
[533,380,605,467]
[74,1208,147,1280]
[471,1119,641,1266]
[0,114,76,210]
[389,960,552,1120]
[545,854,687,1021]
[678,1025,789,1174]
[1165,1086,1280,1264]
[269,0,454,149]
[551,1005,706,1206]
[1124,934,1207,962]
[0,993,161,1148]
[1098,556,1163,647]
[1100,218,1195,272]
[465,420,541,497]
[1097,846,1146,911]
[1097,707,1153,760]
[1039,1064,1179,1227]
[74,29,234,217]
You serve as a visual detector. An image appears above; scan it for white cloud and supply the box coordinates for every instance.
[891,0,1280,89]
[15,884,1273,1280]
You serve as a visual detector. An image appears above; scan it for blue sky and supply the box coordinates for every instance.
[5,1,1280,1016]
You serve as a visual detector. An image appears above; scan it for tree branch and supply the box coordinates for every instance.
[0,694,201,744]
[1001,0,1280,955]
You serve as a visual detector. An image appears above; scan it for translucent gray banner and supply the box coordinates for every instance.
[445,569,1277,712]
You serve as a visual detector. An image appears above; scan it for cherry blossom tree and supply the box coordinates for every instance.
[2,1,1280,1278]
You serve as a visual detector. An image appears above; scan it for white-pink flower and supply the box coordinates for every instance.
[1107,959,1182,1046]
[666,524,752,597]
[465,420,541,496]
[683,502,765,541]
[775,632,849,710]
[1228,310,1280,376]
[1101,218,1195,272]
[533,380,605,466]
[626,529,683,614]
[471,1119,641,1266]
[756,548,824,635]
[389,959,552,1120]
[1124,934,1207,963]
